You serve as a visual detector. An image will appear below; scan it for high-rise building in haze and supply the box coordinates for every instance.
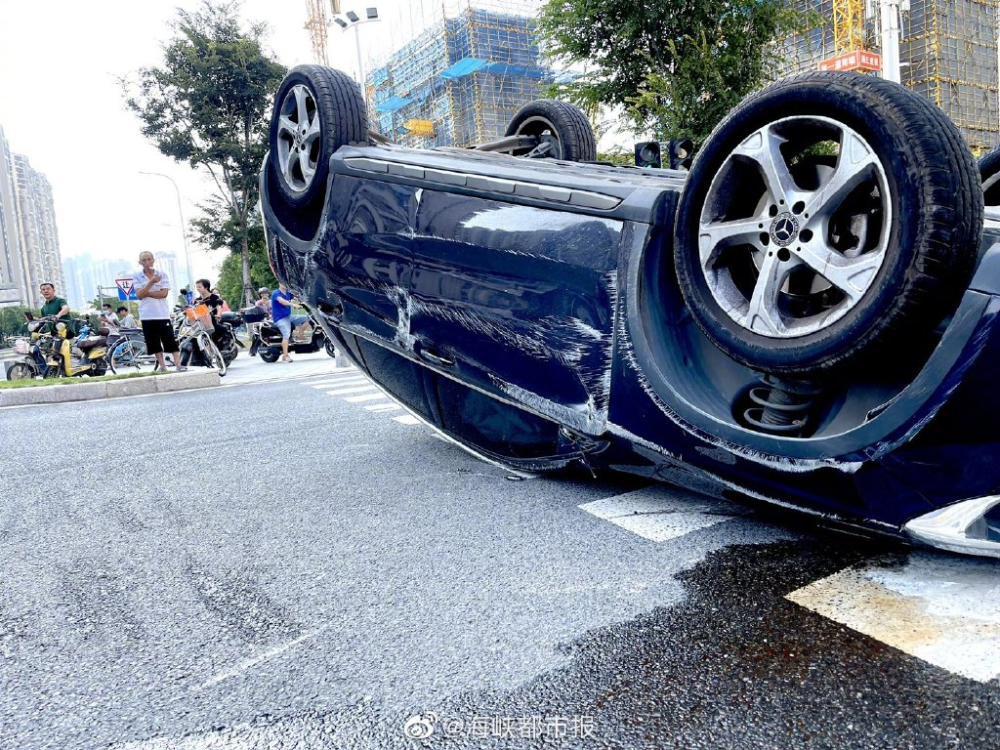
[11,152,64,309]
[62,254,133,312]
[0,126,23,307]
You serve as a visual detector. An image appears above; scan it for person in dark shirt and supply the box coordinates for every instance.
[39,282,71,321]
[192,278,236,362]
[194,279,225,316]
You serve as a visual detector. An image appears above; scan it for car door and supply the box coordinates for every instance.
[409,188,623,432]
[312,176,417,347]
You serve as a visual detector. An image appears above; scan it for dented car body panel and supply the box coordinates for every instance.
[262,143,1000,557]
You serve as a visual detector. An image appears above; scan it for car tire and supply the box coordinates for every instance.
[266,65,367,236]
[504,100,596,162]
[673,72,982,376]
[260,347,280,363]
[979,144,1000,207]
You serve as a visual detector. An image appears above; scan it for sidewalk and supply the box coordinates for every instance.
[0,369,220,408]
[0,349,353,408]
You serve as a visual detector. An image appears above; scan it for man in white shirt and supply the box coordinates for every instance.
[99,303,119,334]
[133,251,185,372]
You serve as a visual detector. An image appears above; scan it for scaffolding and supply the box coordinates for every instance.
[367,0,561,148]
[781,0,1000,150]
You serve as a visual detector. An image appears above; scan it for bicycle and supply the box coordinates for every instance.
[107,328,156,374]
[176,304,227,377]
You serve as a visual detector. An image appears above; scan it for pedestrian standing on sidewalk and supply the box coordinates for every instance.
[133,251,185,373]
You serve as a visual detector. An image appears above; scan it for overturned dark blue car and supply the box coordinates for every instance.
[261,65,1000,558]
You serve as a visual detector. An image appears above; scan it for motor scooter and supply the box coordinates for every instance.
[240,308,335,362]
[53,322,111,377]
[6,317,109,379]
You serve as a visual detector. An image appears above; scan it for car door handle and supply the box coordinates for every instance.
[418,347,454,368]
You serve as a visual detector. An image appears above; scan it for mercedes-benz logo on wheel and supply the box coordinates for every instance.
[770,213,799,247]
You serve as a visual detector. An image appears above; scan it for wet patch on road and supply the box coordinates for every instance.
[375,539,1000,749]
[118,540,1000,749]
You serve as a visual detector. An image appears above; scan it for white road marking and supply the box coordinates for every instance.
[393,415,422,426]
[191,626,330,693]
[344,393,387,403]
[579,487,744,543]
[308,372,368,388]
[365,403,401,412]
[787,552,1000,683]
[324,385,379,396]
[310,378,368,389]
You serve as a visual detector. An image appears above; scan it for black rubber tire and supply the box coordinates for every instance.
[266,65,367,236]
[260,347,280,363]
[504,100,596,162]
[979,144,1000,207]
[674,71,983,376]
[324,336,336,358]
[109,339,147,374]
[7,363,35,381]
[200,335,227,377]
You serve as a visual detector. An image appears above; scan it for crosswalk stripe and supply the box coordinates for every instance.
[365,403,401,412]
[324,385,378,396]
[344,393,387,403]
[309,372,363,382]
[393,415,422,425]
[786,553,1000,683]
[311,378,367,389]
[579,487,744,543]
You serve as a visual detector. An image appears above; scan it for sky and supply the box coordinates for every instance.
[0,0,467,283]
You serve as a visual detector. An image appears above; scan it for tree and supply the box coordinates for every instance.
[124,0,286,305]
[537,0,814,145]
[0,306,31,343]
[216,237,276,310]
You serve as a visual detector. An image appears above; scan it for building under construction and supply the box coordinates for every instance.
[367,0,563,148]
[782,0,1000,151]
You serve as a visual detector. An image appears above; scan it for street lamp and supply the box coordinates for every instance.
[332,7,379,85]
[138,171,194,288]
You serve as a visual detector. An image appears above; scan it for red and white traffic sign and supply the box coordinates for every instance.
[115,277,137,301]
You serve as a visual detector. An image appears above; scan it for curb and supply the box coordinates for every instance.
[0,370,221,408]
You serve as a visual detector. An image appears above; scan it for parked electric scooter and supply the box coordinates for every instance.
[6,317,61,380]
[46,321,111,377]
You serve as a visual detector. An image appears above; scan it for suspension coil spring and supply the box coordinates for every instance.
[743,374,823,436]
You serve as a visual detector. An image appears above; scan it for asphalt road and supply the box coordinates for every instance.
[0,375,997,749]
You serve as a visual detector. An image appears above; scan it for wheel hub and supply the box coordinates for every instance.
[769,213,799,247]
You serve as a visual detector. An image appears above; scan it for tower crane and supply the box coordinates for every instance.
[305,0,331,66]
[821,0,902,81]
[832,0,866,55]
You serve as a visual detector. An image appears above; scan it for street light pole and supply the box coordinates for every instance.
[333,7,380,85]
[354,23,364,85]
[138,171,194,288]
